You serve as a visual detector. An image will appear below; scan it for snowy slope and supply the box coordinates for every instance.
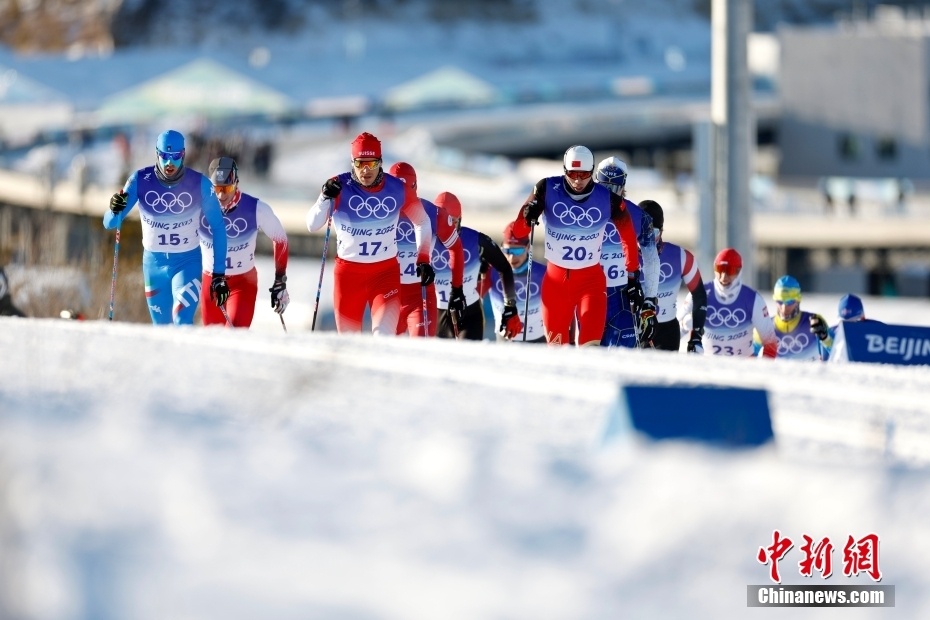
[2,305,930,618]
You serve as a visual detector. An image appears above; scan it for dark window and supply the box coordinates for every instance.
[838,134,860,161]
[876,137,897,161]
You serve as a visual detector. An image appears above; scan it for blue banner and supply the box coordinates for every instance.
[830,321,930,366]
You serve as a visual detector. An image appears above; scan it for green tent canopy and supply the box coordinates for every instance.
[95,58,295,124]
[383,65,499,112]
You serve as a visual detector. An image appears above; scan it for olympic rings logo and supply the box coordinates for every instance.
[347,194,398,220]
[144,190,193,214]
[706,306,748,328]
[507,278,539,300]
[430,246,471,270]
[551,201,601,228]
[603,224,620,245]
[778,333,810,355]
[658,262,674,284]
[396,220,416,244]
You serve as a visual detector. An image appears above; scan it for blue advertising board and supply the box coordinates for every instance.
[830,321,930,366]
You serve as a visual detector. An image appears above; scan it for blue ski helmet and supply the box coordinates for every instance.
[838,293,864,321]
[595,156,628,195]
[156,130,185,158]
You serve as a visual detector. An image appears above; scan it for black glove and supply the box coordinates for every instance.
[109,191,127,214]
[322,176,342,199]
[810,315,829,342]
[448,285,467,317]
[687,327,704,354]
[638,297,657,347]
[210,273,230,307]
[416,262,435,286]
[624,276,645,315]
[270,275,289,314]
[523,199,543,227]
[499,303,523,339]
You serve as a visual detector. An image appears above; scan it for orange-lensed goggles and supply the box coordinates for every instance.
[565,170,592,180]
[352,159,381,171]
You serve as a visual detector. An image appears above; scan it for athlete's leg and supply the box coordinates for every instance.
[457,300,485,341]
[436,309,455,339]
[142,251,175,325]
[652,319,682,351]
[200,271,224,326]
[541,264,574,345]
[601,286,636,348]
[333,258,367,333]
[575,264,608,346]
[367,259,401,336]
[397,283,420,336]
[223,269,258,328]
[170,248,203,325]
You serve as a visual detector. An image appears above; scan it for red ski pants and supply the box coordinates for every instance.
[333,257,401,335]
[201,269,258,328]
[541,262,607,346]
[396,282,437,337]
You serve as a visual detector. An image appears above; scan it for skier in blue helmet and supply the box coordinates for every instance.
[103,129,229,325]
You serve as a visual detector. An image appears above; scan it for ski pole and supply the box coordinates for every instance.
[220,304,232,327]
[107,225,121,321]
[311,209,333,332]
[279,313,287,333]
[521,223,535,342]
[421,283,429,337]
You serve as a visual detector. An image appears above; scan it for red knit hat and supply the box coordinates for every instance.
[434,192,462,219]
[502,222,529,246]
[351,132,381,159]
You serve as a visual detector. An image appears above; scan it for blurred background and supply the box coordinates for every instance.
[1,0,929,320]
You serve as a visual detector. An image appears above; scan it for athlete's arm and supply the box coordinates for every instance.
[610,194,640,274]
[435,208,463,288]
[103,172,139,230]
[256,200,289,277]
[752,293,778,358]
[201,177,227,275]
[399,186,433,263]
[509,179,547,240]
[306,184,340,232]
[682,248,707,333]
[636,208,660,299]
[478,233,517,305]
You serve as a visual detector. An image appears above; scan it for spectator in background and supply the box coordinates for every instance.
[0,260,26,317]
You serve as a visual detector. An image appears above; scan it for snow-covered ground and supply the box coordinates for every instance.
[2,256,930,618]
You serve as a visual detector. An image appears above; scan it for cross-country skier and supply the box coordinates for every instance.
[389,162,464,337]
[306,132,432,334]
[680,248,777,357]
[199,157,289,328]
[432,192,522,341]
[594,157,660,349]
[104,129,228,325]
[639,200,707,352]
[481,223,547,343]
[509,145,641,346]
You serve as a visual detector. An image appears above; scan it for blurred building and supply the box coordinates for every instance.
[778,6,930,181]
